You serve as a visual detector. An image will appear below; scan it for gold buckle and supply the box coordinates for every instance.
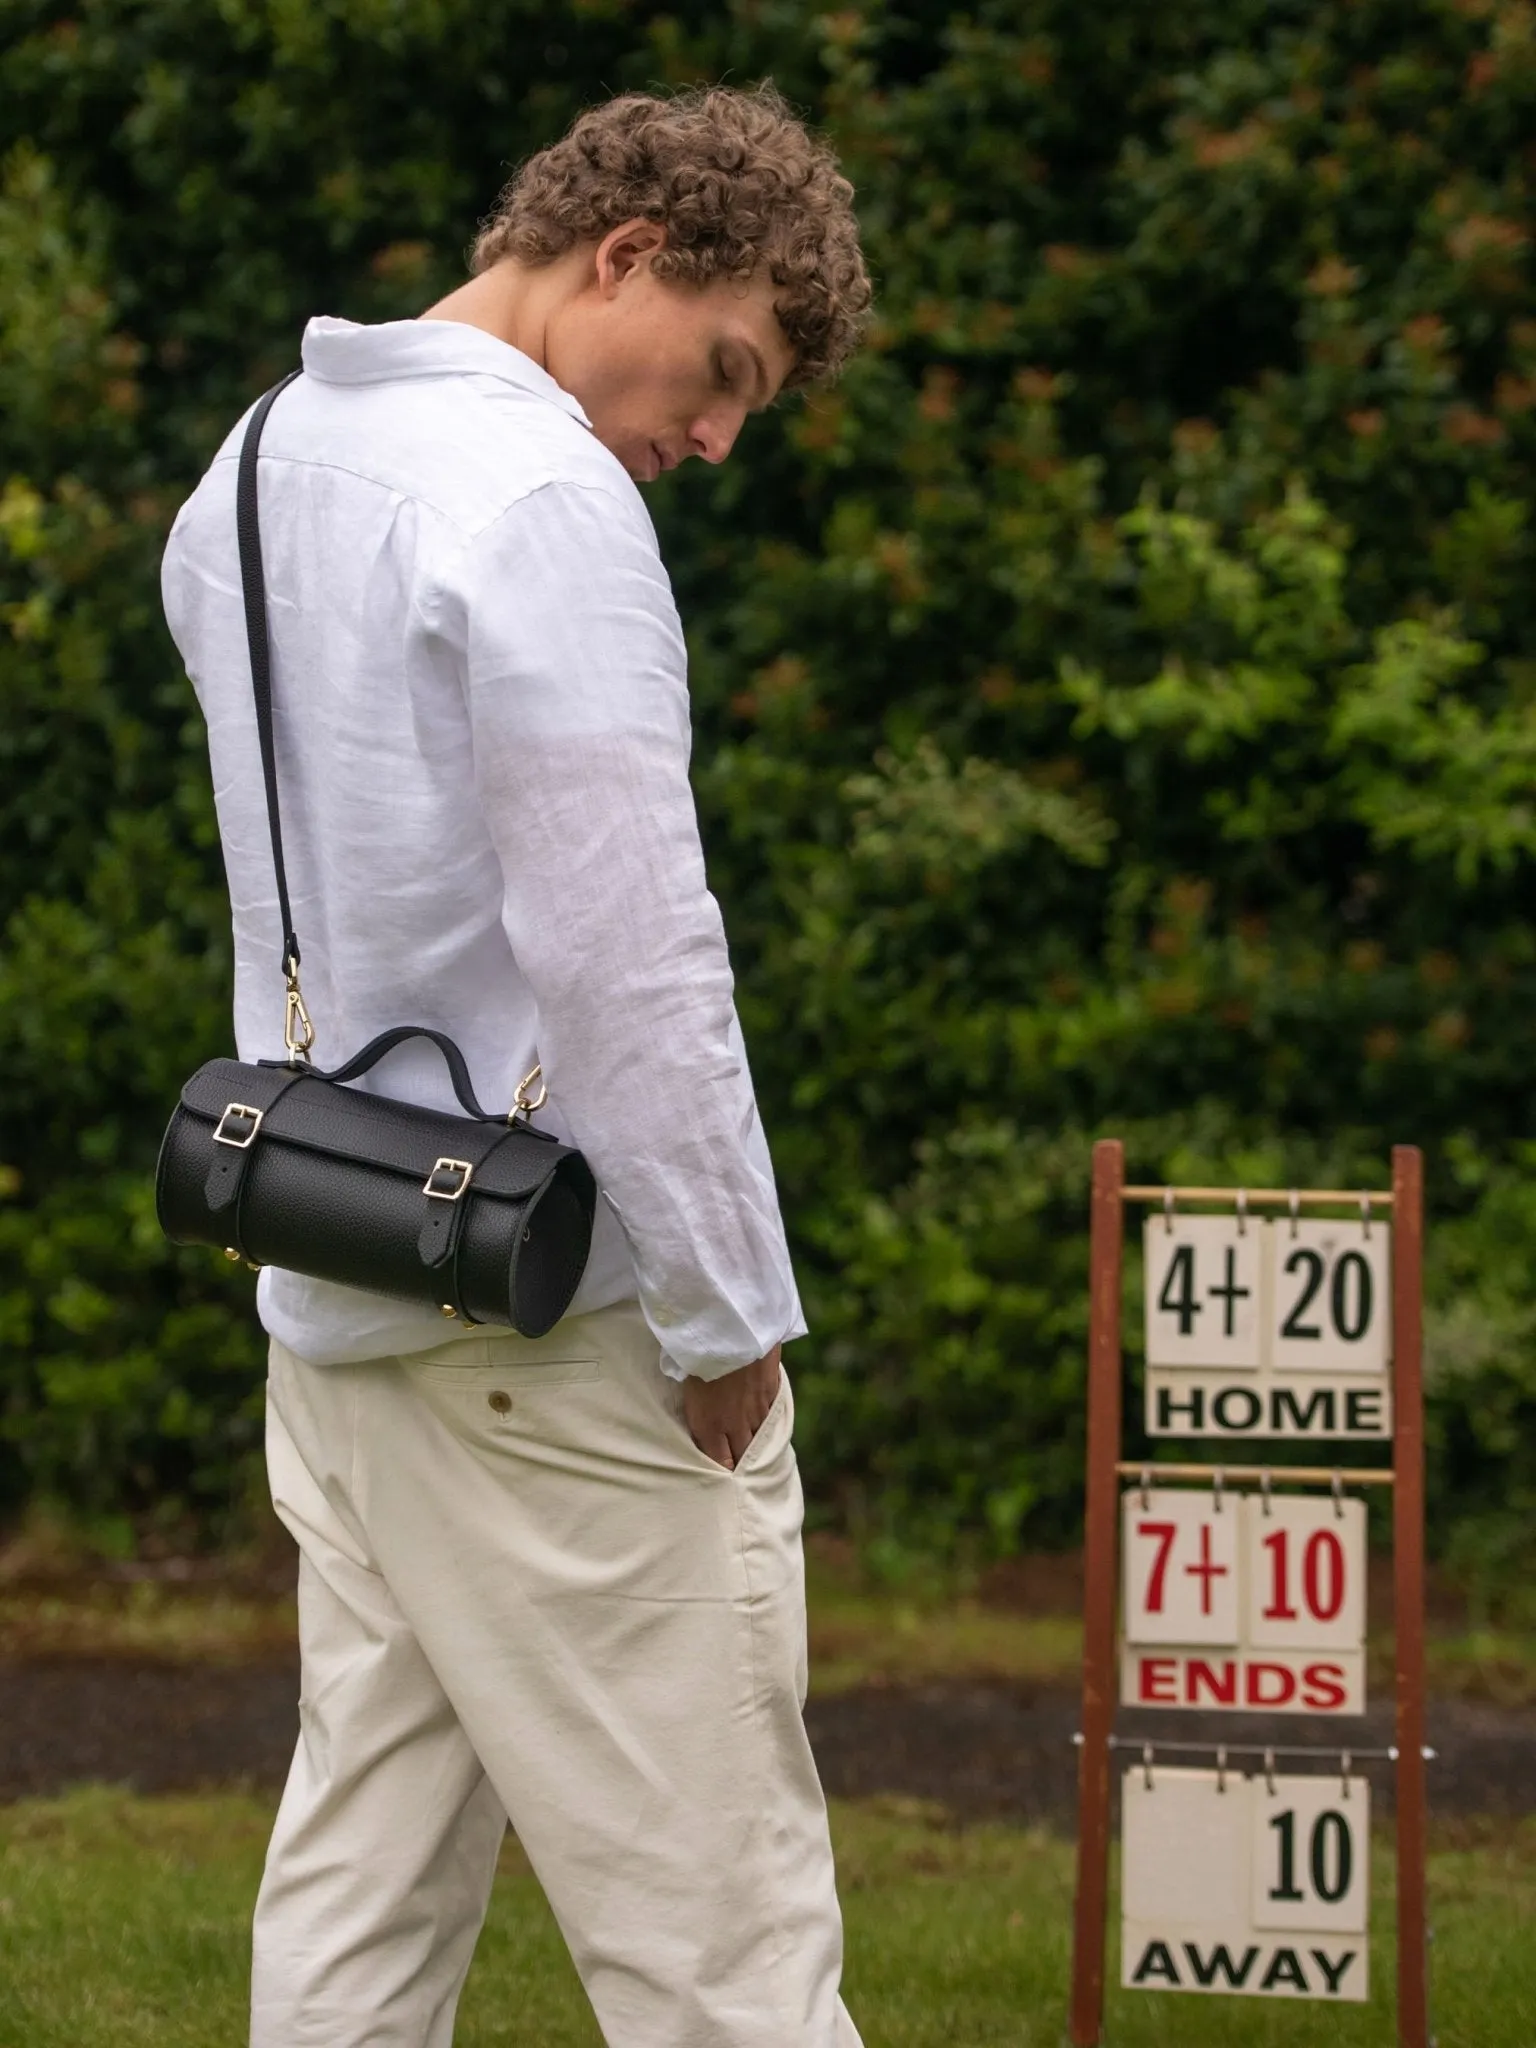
[423,1157,473,1201]
[213,1103,264,1149]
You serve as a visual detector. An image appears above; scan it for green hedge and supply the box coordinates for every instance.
[4,2,1536,1594]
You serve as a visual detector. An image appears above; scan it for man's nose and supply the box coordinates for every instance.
[688,406,745,466]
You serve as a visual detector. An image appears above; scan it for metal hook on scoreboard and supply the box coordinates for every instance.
[1332,1470,1345,1520]
[1235,1187,1248,1236]
[1163,1186,1175,1234]
[1263,1747,1277,1796]
[1340,1751,1352,1798]
[1260,1468,1273,1518]
[1212,1466,1225,1513]
[1288,1187,1300,1240]
[1139,1465,1151,1510]
[1142,1743,1155,1791]
[1360,1191,1372,1241]
[1216,1744,1228,1794]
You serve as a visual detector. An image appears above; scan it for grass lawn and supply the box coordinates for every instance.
[0,1788,1530,2046]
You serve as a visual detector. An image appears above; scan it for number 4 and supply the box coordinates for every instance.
[1157,1245,1200,1336]
[1156,1241,1250,1338]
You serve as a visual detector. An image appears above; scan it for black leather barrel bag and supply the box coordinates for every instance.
[157,1030,597,1337]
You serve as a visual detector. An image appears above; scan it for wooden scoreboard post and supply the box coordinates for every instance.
[1067,1143,1429,2047]
[1391,1146,1429,2047]
[1069,1139,1125,2045]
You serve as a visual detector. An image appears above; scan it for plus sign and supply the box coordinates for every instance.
[1184,1522,1229,1616]
[1207,1245,1251,1337]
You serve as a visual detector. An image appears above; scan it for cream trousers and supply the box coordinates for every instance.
[252,1301,862,2048]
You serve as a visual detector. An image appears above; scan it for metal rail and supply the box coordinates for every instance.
[1123,1183,1393,1205]
[1078,1735,1437,1764]
[1115,1460,1394,1487]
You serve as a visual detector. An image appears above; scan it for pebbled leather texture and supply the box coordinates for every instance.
[157,1056,597,1336]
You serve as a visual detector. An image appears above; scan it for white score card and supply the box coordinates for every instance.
[1123,1766,1369,2001]
[1143,1212,1394,1440]
[1121,1488,1366,1715]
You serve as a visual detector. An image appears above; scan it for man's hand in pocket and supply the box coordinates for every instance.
[683,1347,782,1471]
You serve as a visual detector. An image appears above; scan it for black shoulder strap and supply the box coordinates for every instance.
[231,371,528,1115]
[235,370,304,978]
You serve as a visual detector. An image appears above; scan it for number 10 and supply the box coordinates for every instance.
[1260,1526,1346,1623]
[1268,1807,1353,1904]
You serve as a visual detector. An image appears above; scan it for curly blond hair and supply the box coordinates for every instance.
[471,84,870,389]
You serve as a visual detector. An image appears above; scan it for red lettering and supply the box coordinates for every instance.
[1301,1661,1348,1711]
[1186,1658,1238,1706]
[1136,1522,1177,1613]
[1304,1530,1346,1622]
[1137,1656,1178,1704]
[1245,1661,1297,1708]
[1183,1522,1229,1615]
[1261,1528,1297,1620]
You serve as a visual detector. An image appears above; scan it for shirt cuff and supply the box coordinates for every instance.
[658,1306,808,1383]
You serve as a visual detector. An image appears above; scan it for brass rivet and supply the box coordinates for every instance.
[223,1248,241,1261]
[440,1304,457,1319]
[488,1391,512,1415]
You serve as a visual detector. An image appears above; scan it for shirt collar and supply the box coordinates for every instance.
[300,315,593,429]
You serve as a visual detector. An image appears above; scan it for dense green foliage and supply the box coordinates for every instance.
[4,1,1536,1589]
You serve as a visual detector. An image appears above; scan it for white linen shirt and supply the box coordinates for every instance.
[160,314,805,1378]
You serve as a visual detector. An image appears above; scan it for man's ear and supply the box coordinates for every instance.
[594,218,668,297]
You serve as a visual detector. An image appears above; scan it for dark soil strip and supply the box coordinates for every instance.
[2,1660,1533,1821]
[0,1661,302,1802]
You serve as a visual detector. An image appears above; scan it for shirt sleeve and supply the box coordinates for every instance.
[437,478,805,1381]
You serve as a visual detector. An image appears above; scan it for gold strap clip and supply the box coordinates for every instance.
[510,1063,547,1122]
[284,970,315,1064]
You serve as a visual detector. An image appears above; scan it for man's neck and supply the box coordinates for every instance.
[419,261,570,371]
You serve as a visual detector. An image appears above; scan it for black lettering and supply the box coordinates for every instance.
[1311,1811,1353,1902]
[1153,1384,1205,1432]
[1271,1386,1336,1435]
[1183,1942,1259,1989]
[1207,1245,1251,1337]
[1345,1387,1384,1433]
[1261,1947,1309,1992]
[1311,1948,1357,1996]
[1212,1385,1261,1431]
[1267,1809,1303,1901]
[1331,1250,1373,1340]
[1280,1247,1325,1338]
[1131,1940,1181,1986]
[1157,1243,1201,1334]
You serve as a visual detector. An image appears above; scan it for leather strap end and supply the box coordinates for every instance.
[205,1153,246,1215]
[417,1203,463,1270]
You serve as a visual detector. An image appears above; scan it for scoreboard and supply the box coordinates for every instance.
[1066,1154,1431,2047]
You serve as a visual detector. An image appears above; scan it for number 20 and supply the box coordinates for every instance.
[1279,1247,1373,1343]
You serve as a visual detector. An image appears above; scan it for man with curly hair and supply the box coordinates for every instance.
[162,81,870,2048]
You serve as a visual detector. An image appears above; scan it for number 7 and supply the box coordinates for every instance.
[1137,1521,1177,1613]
